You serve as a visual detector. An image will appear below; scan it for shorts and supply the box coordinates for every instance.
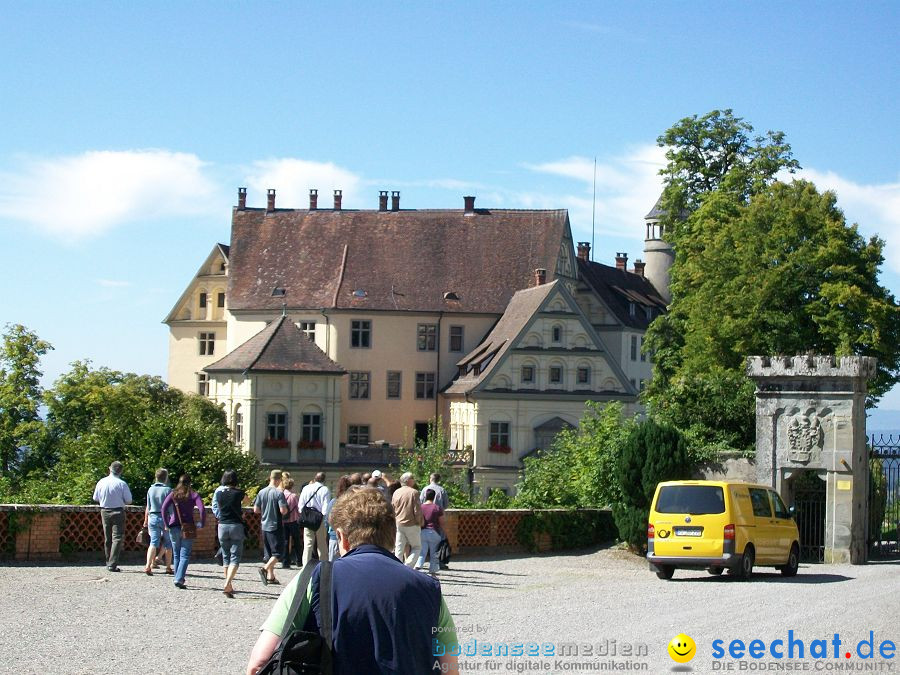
[263,529,284,561]
[148,513,172,550]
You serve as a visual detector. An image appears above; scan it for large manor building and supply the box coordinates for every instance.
[165,188,672,496]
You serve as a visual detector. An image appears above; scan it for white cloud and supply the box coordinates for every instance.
[243,159,362,210]
[795,168,900,277]
[524,144,666,238]
[0,150,218,241]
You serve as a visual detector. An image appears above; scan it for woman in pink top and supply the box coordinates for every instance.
[282,477,302,568]
[416,488,444,576]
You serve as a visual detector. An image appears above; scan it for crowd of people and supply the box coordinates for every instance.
[92,461,457,673]
[92,462,451,592]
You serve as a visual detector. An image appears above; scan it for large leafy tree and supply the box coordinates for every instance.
[646,110,900,453]
[0,324,53,477]
[38,361,260,504]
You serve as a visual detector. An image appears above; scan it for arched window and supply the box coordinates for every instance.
[551,324,563,344]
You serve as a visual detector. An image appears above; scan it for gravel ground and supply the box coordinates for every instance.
[0,547,897,674]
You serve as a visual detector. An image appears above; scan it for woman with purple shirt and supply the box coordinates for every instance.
[160,474,206,589]
[416,488,445,576]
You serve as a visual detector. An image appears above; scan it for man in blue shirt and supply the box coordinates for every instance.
[246,487,458,675]
[92,460,133,572]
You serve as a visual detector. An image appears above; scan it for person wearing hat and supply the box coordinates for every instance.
[391,472,423,567]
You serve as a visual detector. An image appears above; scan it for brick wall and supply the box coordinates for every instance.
[0,505,610,561]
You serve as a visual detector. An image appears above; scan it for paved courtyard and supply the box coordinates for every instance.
[0,547,897,674]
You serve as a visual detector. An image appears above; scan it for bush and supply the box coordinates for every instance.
[516,510,618,552]
[613,419,692,552]
[515,402,632,509]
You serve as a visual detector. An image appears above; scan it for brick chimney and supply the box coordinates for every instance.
[391,191,400,211]
[464,195,476,215]
[309,189,318,210]
[379,191,389,211]
[633,258,645,277]
[534,268,547,286]
[237,187,247,210]
[334,189,342,211]
[266,189,276,212]
[615,252,628,271]
[577,241,591,261]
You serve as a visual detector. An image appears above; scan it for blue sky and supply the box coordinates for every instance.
[1,2,898,414]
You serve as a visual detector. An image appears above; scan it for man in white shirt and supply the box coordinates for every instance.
[92,461,133,572]
[298,472,330,565]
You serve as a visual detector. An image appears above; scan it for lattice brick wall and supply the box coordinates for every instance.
[243,511,261,550]
[457,513,491,547]
[495,513,523,546]
[59,511,105,552]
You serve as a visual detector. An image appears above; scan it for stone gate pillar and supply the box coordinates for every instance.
[747,355,876,564]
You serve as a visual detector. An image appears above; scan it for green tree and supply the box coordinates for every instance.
[613,419,691,551]
[646,111,900,454]
[395,418,475,508]
[0,324,53,477]
[515,402,632,508]
[40,362,259,504]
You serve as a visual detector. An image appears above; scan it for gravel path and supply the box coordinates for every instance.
[0,547,897,674]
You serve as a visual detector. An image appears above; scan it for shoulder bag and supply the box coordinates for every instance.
[298,486,325,532]
[174,497,197,540]
[257,560,333,675]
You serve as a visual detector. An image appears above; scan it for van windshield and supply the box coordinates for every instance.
[656,485,725,515]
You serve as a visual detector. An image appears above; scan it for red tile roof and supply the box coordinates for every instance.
[226,207,570,313]
[204,316,345,375]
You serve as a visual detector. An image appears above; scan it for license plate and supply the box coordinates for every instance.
[674,526,703,537]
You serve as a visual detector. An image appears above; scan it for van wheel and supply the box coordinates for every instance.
[708,566,724,576]
[655,565,675,580]
[780,544,800,577]
[737,546,754,580]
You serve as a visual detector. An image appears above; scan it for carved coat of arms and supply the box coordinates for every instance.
[787,414,822,463]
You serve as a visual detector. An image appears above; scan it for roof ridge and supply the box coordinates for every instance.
[246,315,287,372]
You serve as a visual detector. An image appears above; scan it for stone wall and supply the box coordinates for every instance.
[694,452,757,483]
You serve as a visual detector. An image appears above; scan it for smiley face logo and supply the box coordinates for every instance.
[668,634,696,663]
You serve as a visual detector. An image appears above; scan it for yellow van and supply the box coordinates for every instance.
[647,480,800,580]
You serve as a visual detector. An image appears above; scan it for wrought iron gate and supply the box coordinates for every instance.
[793,470,826,563]
[868,434,900,560]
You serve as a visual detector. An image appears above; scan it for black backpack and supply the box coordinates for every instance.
[257,560,333,675]
[298,485,325,531]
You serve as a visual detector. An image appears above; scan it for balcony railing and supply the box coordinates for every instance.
[338,445,473,466]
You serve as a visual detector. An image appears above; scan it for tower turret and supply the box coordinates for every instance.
[643,196,674,304]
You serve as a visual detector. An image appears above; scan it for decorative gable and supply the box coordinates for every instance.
[447,281,635,398]
[555,223,577,279]
[165,244,230,323]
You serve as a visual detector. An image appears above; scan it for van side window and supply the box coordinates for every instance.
[749,488,772,517]
[770,491,790,519]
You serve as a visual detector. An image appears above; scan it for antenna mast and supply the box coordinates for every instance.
[591,157,597,260]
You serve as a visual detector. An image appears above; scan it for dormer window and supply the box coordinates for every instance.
[552,325,562,343]
[629,302,636,317]
[353,289,367,298]
[645,306,652,320]
[199,292,208,309]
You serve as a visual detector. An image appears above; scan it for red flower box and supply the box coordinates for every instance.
[489,443,512,454]
[298,439,325,450]
[264,438,290,448]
